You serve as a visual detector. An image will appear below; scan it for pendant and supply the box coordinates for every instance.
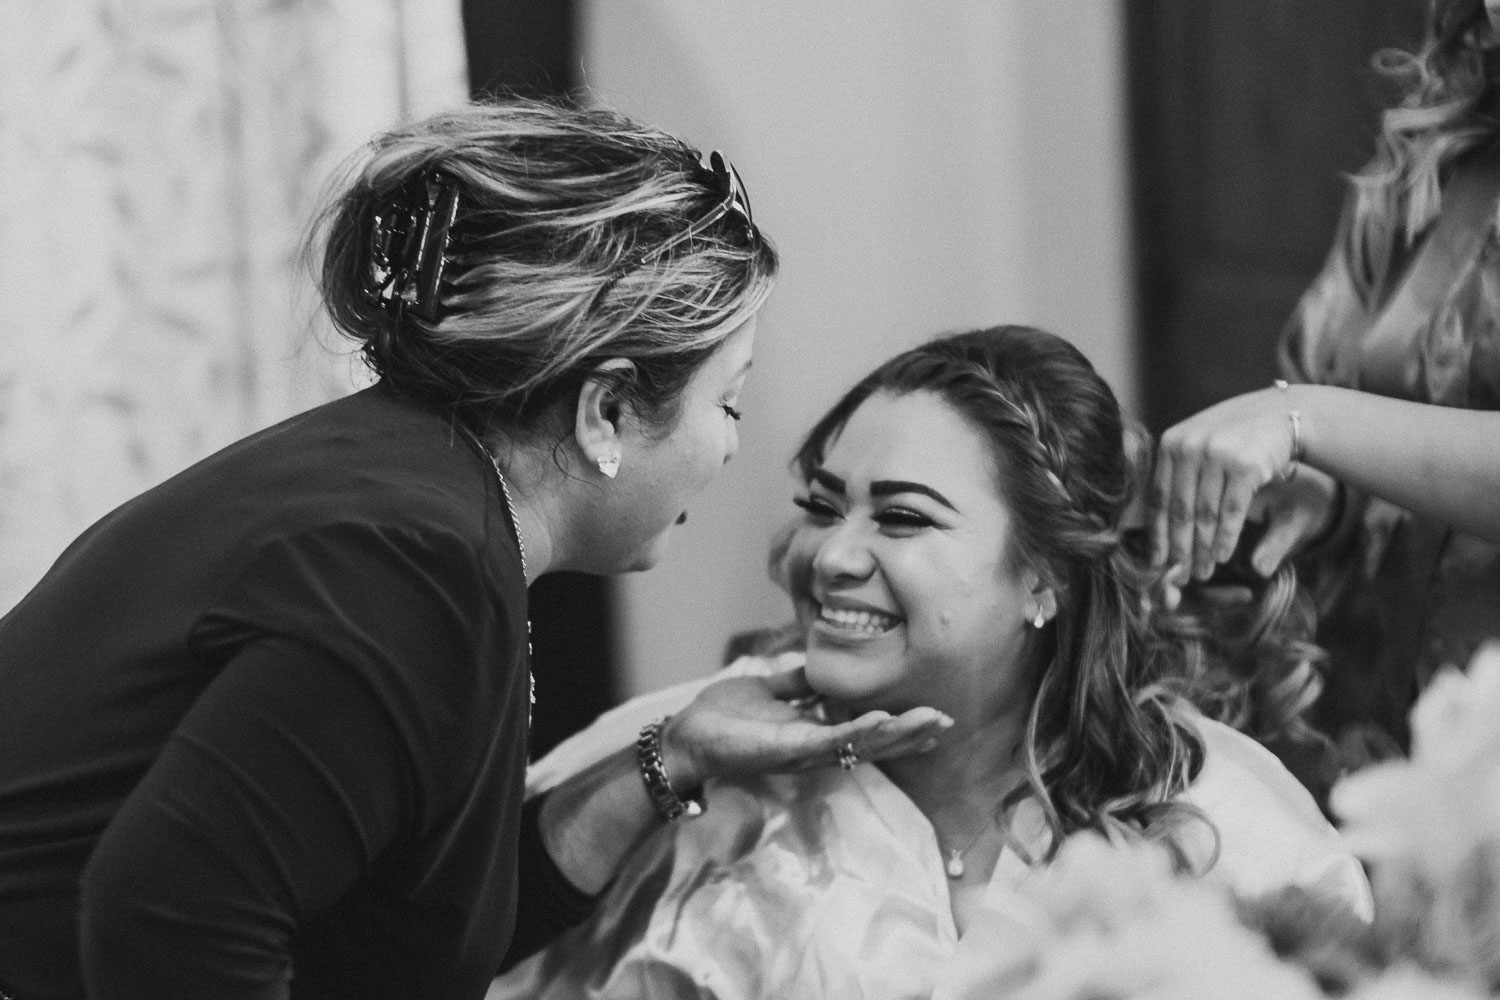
[945,850,965,879]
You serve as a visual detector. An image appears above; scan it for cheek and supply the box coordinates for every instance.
[903,567,1018,639]
[780,530,822,604]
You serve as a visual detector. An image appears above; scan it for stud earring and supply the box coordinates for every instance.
[1032,608,1046,629]
[596,452,621,479]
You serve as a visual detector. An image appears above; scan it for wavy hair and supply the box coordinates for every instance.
[792,327,1325,869]
[309,97,778,436]
[1349,0,1500,294]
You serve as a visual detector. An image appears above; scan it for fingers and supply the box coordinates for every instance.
[1149,449,1174,567]
[823,707,953,766]
[1165,447,1200,578]
[1158,562,1187,612]
[1252,513,1300,577]
[1156,431,1274,582]
[1189,461,1226,580]
[1206,468,1256,576]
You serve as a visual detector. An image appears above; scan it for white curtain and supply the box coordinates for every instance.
[0,0,468,612]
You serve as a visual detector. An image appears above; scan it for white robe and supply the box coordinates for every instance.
[493,654,1371,1000]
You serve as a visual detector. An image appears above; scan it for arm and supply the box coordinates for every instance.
[78,639,410,1000]
[1152,383,1500,584]
[1290,383,1500,539]
[536,667,953,895]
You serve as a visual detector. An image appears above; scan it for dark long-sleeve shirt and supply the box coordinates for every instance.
[0,383,590,1000]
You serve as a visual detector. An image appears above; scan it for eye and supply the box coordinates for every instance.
[720,403,742,421]
[874,506,934,533]
[792,494,840,522]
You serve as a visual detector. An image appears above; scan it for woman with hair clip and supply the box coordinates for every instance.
[1154,0,1500,793]
[492,326,1369,1000]
[0,100,950,1000]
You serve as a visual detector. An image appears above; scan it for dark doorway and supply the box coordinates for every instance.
[1126,0,1426,432]
[461,0,615,758]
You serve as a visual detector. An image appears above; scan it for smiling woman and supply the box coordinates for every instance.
[492,326,1371,1000]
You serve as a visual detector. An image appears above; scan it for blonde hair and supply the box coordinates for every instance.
[311,98,778,433]
[1349,0,1500,294]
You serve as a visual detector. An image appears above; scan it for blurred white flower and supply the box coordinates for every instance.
[1347,965,1488,1000]
[1330,643,1500,874]
[946,835,1320,1000]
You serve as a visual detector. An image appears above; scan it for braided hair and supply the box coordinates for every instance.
[793,326,1325,867]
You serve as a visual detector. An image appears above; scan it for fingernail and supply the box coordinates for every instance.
[918,739,940,753]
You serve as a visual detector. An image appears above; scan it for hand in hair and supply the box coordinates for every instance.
[1150,386,1339,588]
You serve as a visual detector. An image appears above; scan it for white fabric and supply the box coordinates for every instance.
[0,0,467,613]
[494,654,1372,1000]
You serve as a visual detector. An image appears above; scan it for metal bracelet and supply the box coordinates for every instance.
[637,716,705,822]
[1273,380,1303,482]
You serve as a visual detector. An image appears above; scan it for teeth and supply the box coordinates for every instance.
[819,604,900,634]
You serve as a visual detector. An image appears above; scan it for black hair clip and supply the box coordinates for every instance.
[366,169,461,321]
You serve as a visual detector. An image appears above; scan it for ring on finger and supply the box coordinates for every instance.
[836,741,859,771]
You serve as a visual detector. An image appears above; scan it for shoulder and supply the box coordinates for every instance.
[1179,714,1373,919]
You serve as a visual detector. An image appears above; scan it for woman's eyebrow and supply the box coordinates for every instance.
[810,469,845,494]
[871,480,957,512]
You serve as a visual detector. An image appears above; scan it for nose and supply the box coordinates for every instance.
[811,519,875,584]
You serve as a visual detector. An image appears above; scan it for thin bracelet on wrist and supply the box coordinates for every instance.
[1272,380,1304,482]
[637,716,705,822]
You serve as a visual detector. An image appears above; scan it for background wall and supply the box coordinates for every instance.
[581,1,1137,695]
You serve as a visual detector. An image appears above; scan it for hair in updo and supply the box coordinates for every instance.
[793,326,1325,867]
[311,97,778,435]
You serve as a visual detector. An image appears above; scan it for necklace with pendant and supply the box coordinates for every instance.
[938,818,993,880]
[462,428,535,724]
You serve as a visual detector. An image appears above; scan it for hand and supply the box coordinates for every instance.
[1242,465,1340,576]
[1151,386,1301,582]
[1154,466,1340,611]
[661,668,953,788]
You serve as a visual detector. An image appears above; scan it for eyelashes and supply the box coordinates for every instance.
[791,495,934,531]
[720,404,742,421]
[792,495,836,518]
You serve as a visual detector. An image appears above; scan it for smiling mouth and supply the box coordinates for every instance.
[816,602,902,635]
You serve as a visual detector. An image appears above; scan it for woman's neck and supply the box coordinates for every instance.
[475,430,557,584]
[878,705,1028,834]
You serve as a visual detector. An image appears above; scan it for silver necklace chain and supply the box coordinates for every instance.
[491,461,528,582]
[462,428,535,720]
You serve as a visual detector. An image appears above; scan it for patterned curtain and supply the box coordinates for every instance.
[0,0,467,612]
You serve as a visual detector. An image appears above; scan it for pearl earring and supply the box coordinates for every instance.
[596,452,621,479]
[1032,608,1046,629]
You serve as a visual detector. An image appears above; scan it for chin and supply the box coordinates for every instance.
[614,535,671,574]
[803,646,889,706]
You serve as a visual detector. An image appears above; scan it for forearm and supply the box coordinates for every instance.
[537,743,686,895]
[1289,384,1500,542]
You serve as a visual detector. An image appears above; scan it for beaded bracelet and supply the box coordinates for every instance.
[637,716,706,822]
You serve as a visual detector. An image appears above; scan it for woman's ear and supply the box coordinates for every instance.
[1024,569,1059,628]
[575,359,635,479]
